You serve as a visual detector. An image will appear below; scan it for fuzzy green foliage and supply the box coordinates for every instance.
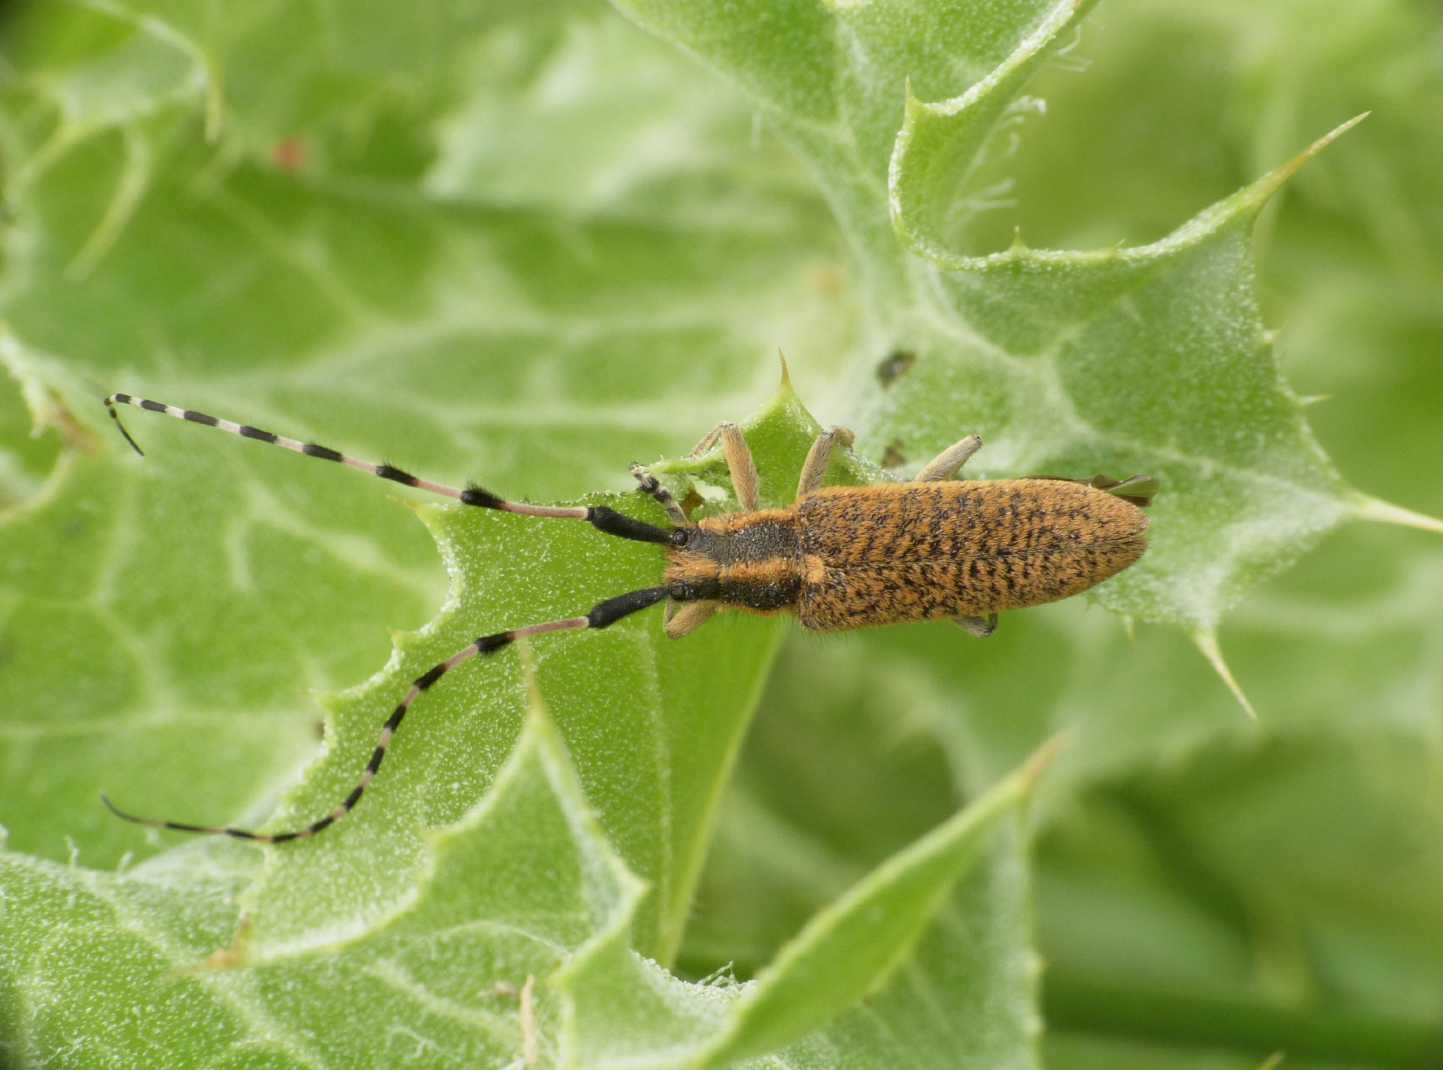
[1,0,1440,1067]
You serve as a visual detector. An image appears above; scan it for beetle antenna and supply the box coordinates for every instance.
[102,393,675,545]
[101,585,671,843]
[104,395,145,456]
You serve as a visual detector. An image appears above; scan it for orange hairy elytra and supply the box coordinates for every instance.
[664,479,1149,632]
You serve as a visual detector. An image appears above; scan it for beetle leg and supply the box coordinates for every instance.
[953,613,998,638]
[689,421,759,511]
[630,463,691,525]
[916,434,983,481]
[665,600,718,638]
[795,426,855,498]
[1025,472,1157,508]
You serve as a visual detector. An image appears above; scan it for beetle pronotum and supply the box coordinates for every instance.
[99,389,1153,844]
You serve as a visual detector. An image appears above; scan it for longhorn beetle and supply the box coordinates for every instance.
[99,389,1154,844]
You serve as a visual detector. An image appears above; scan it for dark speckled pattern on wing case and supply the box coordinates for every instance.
[796,480,1148,630]
[664,479,1148,631]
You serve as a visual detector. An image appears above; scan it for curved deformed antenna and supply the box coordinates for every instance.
[102,585,670,843]
[102,393,675,545]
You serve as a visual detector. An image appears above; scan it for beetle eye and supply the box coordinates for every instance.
[670,528,690,547]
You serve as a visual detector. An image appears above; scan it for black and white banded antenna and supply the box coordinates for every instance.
[99,391,685,843]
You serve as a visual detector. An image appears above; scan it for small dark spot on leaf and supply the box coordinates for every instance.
[875,349,916,388]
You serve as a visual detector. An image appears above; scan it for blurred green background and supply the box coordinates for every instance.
[2,0,1440,1067]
